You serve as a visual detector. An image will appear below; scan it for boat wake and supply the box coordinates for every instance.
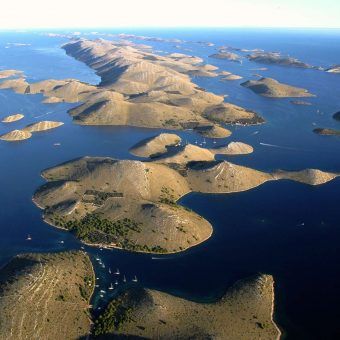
[259,142,299,151]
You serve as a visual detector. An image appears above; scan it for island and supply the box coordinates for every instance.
[290,100,312,106]
[209,51,241,62]
[0,251,94,339]
[0,129,32,141]
[326,65,340,73]
[130,133,253,159]
[33,156,338,253]
[313,128,340,136]
[241,77,314,98]
[333,111,340,121]
[1,113,24,123]
[0,252,280,339]
[23,120,64,132]
[93,274,281,339]
[0,38,265,138]
[247,52,313,68]
[221,74,243,81]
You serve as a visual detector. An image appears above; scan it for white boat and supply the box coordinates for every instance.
[115,280,119,285]
[213,139,216,144]
[59,240,64,244]
[100,294,104,298]
[132,275,138,282]
[26,234,32,241]
[95,285,99,288]
[108,283,114,290]
[123,275,126,283]
[100,289,106,294]
[108,268,111,274]
[114,268,120,275]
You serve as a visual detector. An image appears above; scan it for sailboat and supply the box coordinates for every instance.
[114,268,120,275]
[108,268,111,274]
[108,283,114,290]
[132,275,138,282]
[123,275,126,283]
[115,280,119,285]
[26,234,32,241]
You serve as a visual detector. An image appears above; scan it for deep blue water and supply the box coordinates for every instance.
[0,28,340,339]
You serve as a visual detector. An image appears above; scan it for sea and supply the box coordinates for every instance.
[0,28,340,339]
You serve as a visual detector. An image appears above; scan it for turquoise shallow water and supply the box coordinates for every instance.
[0,29,340,339]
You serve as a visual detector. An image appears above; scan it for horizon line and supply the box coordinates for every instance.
[1,26,340,31]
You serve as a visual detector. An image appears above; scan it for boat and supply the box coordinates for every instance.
[123,275,126,283]
[100,294,104,298]
[213,139,216,144]
[95,285,99,288]
[114,268,120,275]
[100,289,106,294]
[115,280,119,285]
[59,240,64,244]
[108,283,114,290]
[108,268,111,274]
[132,275,138,282]
[26,234,32,241]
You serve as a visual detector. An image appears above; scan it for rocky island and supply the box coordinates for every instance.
[313,127,340,136]
[1,113,24,123]
[0,37,265,138]
[247,51,313,68]
[333,111,340,121]
[23,120,64,132]
[241,77,314,98]
[326,65,340,73]
[0,252,280,339]
[209,51,241,62]
[33,156,338,253]
[93,274,281,339]
[0,251,94,340]
[0,129,32,141]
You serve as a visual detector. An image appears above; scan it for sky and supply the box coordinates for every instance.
[1,0,339,29]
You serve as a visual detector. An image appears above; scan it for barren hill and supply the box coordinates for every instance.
[33,157,339,253]
[0,251,94,340]
[92,274,281,339]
